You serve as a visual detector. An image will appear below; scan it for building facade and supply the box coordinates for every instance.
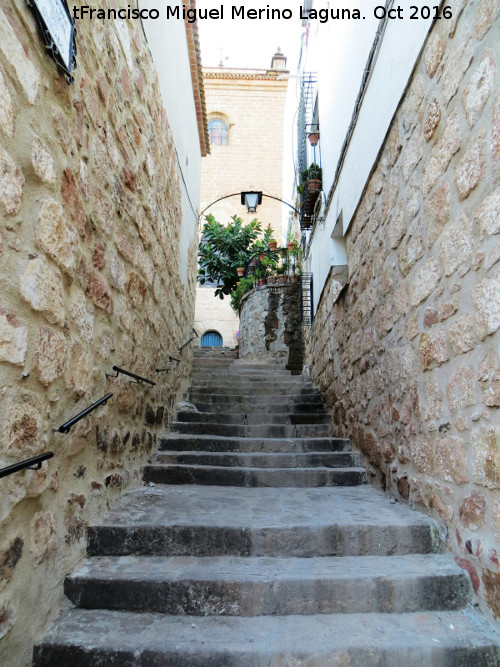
[194,53,289,348]
[0,2,206,664]
[295,0,500,625]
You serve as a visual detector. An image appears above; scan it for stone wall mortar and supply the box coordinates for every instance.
[0,2,197,664]
[306,0,500,625]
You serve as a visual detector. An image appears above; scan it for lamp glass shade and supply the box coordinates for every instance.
[244,192,260,212]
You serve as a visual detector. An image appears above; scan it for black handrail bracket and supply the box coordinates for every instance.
[106,366,156,386]
[0,452,54,480]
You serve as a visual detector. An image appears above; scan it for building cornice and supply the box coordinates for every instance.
[204,67,289,82]
[185,2,210,157]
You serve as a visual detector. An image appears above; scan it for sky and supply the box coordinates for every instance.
[197,0,303,71]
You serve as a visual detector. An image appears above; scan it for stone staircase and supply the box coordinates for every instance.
[33,352,500,665]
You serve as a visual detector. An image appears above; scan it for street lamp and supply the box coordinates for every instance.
[241,191,262,213]
[198,191,299,222]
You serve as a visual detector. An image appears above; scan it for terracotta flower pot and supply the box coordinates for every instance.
[287,242,295,252]
[268,241,278,251]
[278,274,288,284]
[307,132,320,146]
[307,178,322,193]
[258,278,266,286]
[236,267,245,277]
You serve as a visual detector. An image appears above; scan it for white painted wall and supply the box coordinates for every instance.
[300,0,434,309]
[141,1,203,284]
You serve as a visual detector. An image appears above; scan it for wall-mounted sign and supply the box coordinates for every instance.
[26,0,77,84]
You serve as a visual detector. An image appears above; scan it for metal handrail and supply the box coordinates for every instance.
[179,329,199,352]
[55,393,114,434]
[179,337,196,352]
[106,366,156,386]
[0,452,54,479]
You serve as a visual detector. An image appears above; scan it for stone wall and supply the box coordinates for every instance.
[240,283,303,369]
[306,0,500,625]
[0,3,198,664]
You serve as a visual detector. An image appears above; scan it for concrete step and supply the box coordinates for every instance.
[171,422,332,438]
[176,411,330,425]
[189,381,317,399]
[192,358,238,364]
[142,464,367,487]
[194,349,238,358]
[190,363,238,371]
[87,485,442,557]
[155,451,361,468]
[159,435,351,453]
[190,373,301,382]
[192,366,294,374]
[33,608,500,666]
[188,401,327,414]
[233,361,285,369]
[187,392,324,405]
[65,553,471,615]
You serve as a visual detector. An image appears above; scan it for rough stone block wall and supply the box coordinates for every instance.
[306,0,500,625]
[240,283,303,369]
[0,2,197,664]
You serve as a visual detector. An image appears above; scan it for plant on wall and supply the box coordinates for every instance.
[230,276,255,312]
[297,163,322,194]
[198,214,263,299]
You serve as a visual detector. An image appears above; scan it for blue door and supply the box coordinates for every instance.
[201,331,223,347]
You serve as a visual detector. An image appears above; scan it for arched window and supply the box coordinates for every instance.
[208,119,228,146]
[201,330,223,347]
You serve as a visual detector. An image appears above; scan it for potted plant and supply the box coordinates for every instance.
[236,251,247,278]
[298,164,322,221]
[252,239,266,262]
[291,261,301,283]
[267,274,277,285]
[306,163,322,190]
[277,263,288,284]
[262,224,278,251]
[254,267,266,286]
[286,231,298,253]
[307,130,320,146]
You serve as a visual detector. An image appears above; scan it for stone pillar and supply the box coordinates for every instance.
[239,283,303,371]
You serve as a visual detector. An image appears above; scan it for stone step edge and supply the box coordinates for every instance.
[33,609,500,666]
[65,553,470,585]
[155,451,358,459]
[158,434,350,443]
[171,421,332,429]
[144,463,367,473]
[64,553,471,614]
